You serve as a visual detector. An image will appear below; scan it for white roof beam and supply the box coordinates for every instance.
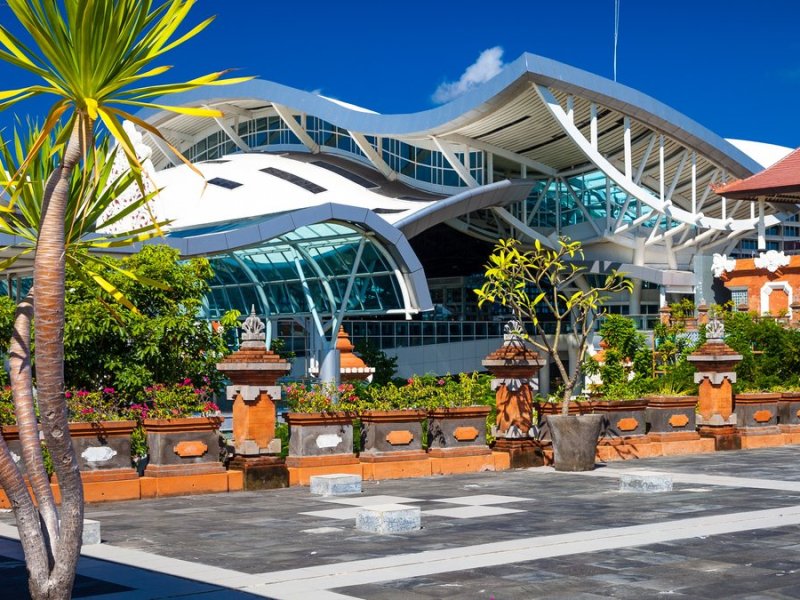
[645,222,690,246]
[666,150,689,202]
[634,134,656,185]
[146,134,178,167]
[214,103,254,119]
[492,206,557,248]
[443,133,556,176]
[205,106,250,153]
[272,104,320,154]
[533,83,737,232]
[157,127,195,146]
[431,137,479,188]
[623,116,632,179]
[561,177,603,237]
[348,131,397,181]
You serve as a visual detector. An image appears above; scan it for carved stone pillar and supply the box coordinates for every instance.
[687,315,743,450]
[217,307,291,489]
[482,323,546,468]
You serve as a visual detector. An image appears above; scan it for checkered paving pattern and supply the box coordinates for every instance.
[300,493,531,520]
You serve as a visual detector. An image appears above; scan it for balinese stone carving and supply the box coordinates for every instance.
[754,250,790,273]
[81,446,117,463]
[711,253,736,278]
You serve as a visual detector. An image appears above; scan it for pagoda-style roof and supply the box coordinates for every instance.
[715,147,800,203]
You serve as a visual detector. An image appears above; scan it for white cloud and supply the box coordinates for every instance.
[432,47,505,104]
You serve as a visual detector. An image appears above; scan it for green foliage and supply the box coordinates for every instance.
[129,381,220,420]
[475,237,632,411]
[63,245,234,399]
[600,381,642,401]
[0,386,14,425]
[269,337,296,361]
[274,422,289,459]
[40,442,53,478]
[353,340,397,386]
[65,388,129,423]
[130,425,147,459]
[593,315,653,397]
[282,381,361,414]
[721,310,800,392]
[360,380,422,411]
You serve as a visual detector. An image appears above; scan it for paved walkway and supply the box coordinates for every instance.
[3,446,800,598]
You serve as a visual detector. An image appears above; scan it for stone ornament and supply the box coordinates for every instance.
[711,253,736,278]
[754,250,790,273]
[706,311,725,341]
[315,433,343,449]
[241,305,266,342]
[81,446,117,463]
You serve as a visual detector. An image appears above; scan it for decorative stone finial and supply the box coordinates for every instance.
[241,306,266,347]
[503,319,525,344]
[705,308,724,342]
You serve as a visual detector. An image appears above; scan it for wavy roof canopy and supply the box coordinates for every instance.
[135,52,796,265]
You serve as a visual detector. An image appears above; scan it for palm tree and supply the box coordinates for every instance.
[0,2,248,597]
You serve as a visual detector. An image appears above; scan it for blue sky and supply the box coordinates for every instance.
[0,0,798,148]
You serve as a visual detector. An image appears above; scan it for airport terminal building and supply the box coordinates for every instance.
[121,53,795,386]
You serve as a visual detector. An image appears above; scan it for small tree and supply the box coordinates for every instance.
[475,238,632,415]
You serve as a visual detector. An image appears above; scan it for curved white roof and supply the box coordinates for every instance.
[131,51,798,274]
[726,139,793,169]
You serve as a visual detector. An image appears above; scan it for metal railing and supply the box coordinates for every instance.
[274,314,659,355]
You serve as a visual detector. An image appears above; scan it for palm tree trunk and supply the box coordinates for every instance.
[30,118,86,599]
[0,428,50,586]
[9,291,60,556]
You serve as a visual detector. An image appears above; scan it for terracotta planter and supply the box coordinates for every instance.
[734,393,780,430]
[284,412,355,459]
[778,392,800,430]
[548,413,603,472]
[69,420,136,473]
[645,396,698,436]
[427,405,491,457]
[359,409,426,460]
[592,399,649,439]
[143,416,224,477]
[535,401,595,441]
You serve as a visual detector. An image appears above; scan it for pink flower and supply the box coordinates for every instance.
[438,379,445,386]
[64,391,72,399]
[407,378,414,385]
[182,378,192,386]
[103,387,115,394]
[81,407,94,414]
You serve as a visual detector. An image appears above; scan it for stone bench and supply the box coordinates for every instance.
[356,504,421,534]
[310,474,362,497]
[619,472,673,493]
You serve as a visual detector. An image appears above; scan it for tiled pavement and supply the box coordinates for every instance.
[2,446,800,598]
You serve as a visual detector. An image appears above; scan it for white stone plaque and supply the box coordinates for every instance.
[82,446,117,463]
[315,434,343,449]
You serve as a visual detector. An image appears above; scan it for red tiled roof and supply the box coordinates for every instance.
[714,147,800,203]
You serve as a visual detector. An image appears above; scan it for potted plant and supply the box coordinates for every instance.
[422,373,493,457]
[358,381,427,461]
[591,382,649,440]
[733,383,780,431]
[644,377,699,439]
[476,237,631,471]
[135,379,224,476]
[282,381,359,463]
[776,382,800,434]
[65,388,137,476]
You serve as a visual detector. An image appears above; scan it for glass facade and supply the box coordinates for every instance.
[200,222,406,320]
[183,113,483,193]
